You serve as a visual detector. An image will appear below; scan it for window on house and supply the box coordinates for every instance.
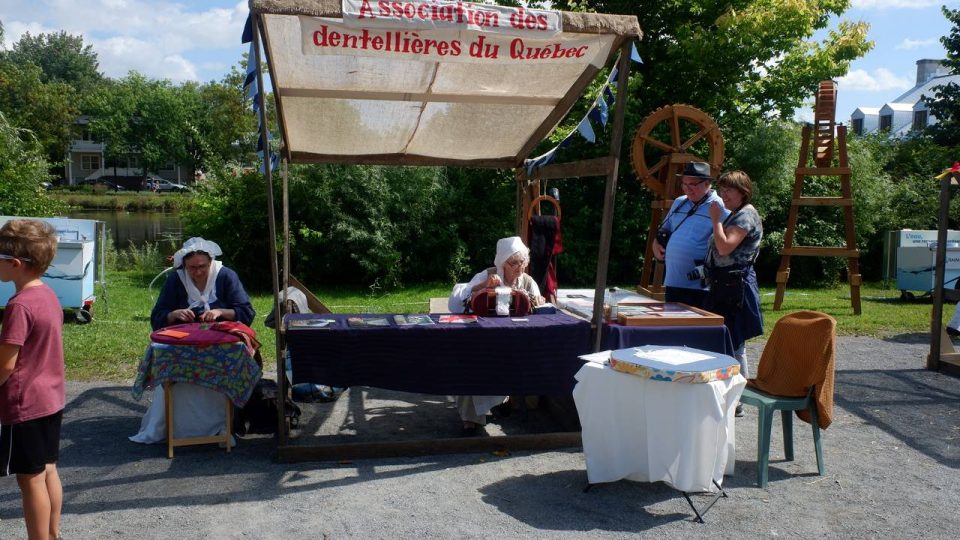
[127,155,141,169]
[879,116,892,132]
[852,118,863,136]
[913,110,928,131]
[81,155,101,171]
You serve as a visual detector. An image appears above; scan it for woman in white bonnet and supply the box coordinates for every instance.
[133,237,256,446]
[455,236,544,435]
[459,236,545,310]
[150,237,255,330]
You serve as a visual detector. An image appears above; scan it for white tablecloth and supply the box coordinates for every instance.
[573,358,746,493]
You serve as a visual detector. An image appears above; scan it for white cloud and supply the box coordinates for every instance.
[836,68,913,92]
[896,38,939,50]
[851,0,943,8]
[2,20,56,49]
[0,0,248,81]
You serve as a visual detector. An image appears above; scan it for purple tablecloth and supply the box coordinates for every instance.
[602,324,735,357]
[285,313,592,395]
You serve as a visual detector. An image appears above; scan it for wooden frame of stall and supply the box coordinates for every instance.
[246,0,640,461]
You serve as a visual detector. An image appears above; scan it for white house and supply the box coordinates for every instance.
[63,115,192,188]
[850,59,960,136]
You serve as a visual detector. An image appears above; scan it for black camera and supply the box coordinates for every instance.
[687,260,710,286]
[190,306,206,318]
[656,227,671,248]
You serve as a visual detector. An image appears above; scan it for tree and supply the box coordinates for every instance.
[2,31,102,93]
[0,60,76,162]
[545,1,870,131]
[0,111,66,216]
[927,7,960,146]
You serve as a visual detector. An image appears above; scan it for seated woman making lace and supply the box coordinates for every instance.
[131,237,256,444]
[458,236,545,314]
[454,236,544,435]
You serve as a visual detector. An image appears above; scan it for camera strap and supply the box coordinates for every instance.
[660,195,707,235]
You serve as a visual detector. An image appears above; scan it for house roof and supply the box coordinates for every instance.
[891,73,960,104]
[249,0,641,168]
[851,107,880,118]
[880,102,914,113]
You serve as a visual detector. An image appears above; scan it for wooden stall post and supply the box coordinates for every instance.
[251,18,289,445]
[591,44,632,351]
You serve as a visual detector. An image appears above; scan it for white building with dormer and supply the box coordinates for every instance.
[850,59,960,136]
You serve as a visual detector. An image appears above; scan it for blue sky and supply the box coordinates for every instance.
[0,0,956,123]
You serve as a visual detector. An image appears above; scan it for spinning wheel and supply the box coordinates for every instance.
[630,104,724,198]
[631,105,725,297]
[813,81,837,167]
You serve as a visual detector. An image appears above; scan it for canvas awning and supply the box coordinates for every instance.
[250,0,640,167]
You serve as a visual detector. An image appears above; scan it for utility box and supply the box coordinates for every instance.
[896,241,960,297]
[884,229,960,282]
[0,216,105,318]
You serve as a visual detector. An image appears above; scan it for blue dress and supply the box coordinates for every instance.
[705,206,764,348]
[150,266,255,330]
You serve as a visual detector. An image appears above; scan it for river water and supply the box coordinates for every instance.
[67,209,183,251]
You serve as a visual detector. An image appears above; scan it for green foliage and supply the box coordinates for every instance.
[0,59,77,160]
[551,0,871,125]
[927,7,960,146]
[1,31,102,93]
[0,111,67,216]
[183,164,485,290]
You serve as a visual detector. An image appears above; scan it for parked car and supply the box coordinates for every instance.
[79,179,125,191]
[153,179,191,193]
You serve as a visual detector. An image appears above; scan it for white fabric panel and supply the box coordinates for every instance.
[431,61,587,100]
[573,362,746,493]
[283,97,421,155]
[265,14,437,93]
[406,102,552,159]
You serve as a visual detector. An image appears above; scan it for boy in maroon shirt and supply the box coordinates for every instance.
[0,219,65,540]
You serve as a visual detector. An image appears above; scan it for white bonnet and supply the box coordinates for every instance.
[173,237,222,268]
[494,236,529,270]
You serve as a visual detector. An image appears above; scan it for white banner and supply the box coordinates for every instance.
[302,16,611,65]
[342,0,563,37]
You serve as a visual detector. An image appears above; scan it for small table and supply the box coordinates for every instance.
[573,346,746,521]
[132,324,262,457]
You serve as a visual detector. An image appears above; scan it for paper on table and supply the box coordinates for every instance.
[633,348,714,365]
[156,329,190,339]
[579,351,611,364]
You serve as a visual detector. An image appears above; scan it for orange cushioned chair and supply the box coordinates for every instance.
[740,310,836,488]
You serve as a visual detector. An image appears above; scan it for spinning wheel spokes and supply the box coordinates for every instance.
[630,104,724,198]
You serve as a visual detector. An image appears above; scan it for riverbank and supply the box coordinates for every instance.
[52,190,190,211]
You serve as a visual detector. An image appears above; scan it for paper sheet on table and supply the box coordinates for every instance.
[579,351,611,364]
[633,348,714,365]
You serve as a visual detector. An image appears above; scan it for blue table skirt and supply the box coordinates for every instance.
[602,324,735,357]
[286,313,593,396]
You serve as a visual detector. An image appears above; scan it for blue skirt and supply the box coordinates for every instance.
[724,267,763,348]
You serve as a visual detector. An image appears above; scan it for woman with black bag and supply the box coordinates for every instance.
[705,171,764,414]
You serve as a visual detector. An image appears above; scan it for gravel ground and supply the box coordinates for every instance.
[2,334,959,539]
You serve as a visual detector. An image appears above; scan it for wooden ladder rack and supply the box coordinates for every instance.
[773,122,862,314]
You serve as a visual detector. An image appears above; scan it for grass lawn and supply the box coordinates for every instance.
[61,270,941,382]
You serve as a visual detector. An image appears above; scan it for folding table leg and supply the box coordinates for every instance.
[681,480,728,523]
[164,383,174,459]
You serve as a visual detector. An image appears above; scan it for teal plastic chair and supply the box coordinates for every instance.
[740,385,824,488]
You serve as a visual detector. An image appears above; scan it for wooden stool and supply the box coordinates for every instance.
[163,382,233,458]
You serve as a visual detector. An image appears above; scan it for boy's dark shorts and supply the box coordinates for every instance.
[0,410,63,476]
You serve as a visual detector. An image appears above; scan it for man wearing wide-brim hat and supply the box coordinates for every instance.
[651,161,729,308]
